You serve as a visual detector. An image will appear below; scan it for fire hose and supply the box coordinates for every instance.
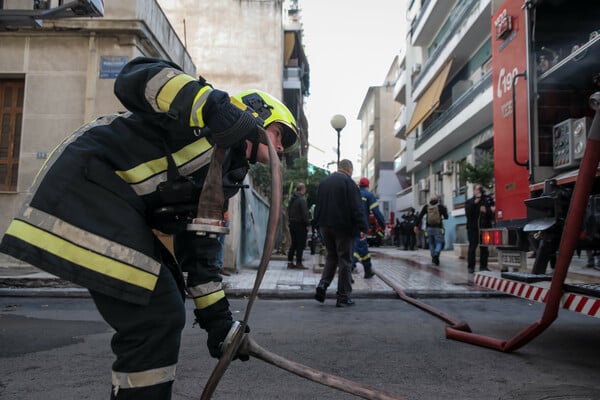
[193,126,407,399]
[374,93,600,352]
[443,92,600,351]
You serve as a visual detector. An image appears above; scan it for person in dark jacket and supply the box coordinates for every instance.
[416,194,449,265]
[0,57,299,400]
[287,182,311,269]
[313,159,367,307]
[465,183,495,273]
[401,207,418,250]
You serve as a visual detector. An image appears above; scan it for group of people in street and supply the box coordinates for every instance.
[389,183,495,272]
[0,53,500,399]
[395,207,418,250]
[290,176,497,295]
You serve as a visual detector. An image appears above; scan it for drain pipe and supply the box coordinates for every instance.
[446,92,600,351]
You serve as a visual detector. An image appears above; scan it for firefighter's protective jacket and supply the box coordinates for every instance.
[360,187,386,230]
[0,58,249,306]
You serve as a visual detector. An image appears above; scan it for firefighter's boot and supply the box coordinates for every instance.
[363,262,375,279]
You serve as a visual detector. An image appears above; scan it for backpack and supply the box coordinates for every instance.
[426,204,441,226]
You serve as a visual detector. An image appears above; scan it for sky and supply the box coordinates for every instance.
[300,0,407,171]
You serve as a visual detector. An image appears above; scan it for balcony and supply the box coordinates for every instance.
[412,0,490,100]
[394,153,408,173]
[396,186,414,211]
[393,69,407,103]
[414,71,492,162]
[283,67,303,90]
[411,0,454,47]
[394,105,407,138]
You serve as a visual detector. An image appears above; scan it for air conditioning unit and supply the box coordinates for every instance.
[441,160,453,175]
[411,63,421,75]
[418,178,429,192]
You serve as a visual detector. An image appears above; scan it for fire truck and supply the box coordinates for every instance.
[476,0,600,317]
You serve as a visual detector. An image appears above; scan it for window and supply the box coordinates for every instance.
[0,79,24,192]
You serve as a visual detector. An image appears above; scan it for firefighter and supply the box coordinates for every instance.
[353,177,386,279]
[0,57,298,399]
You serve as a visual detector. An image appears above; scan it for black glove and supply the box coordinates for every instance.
[206,319,250,361]
[203,89,262,148]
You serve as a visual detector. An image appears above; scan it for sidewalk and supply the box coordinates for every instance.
[1,246,598,299]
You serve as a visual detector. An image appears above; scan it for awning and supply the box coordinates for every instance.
[406,59,453,135]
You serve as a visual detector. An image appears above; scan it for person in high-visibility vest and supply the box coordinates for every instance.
[0,57,298,399]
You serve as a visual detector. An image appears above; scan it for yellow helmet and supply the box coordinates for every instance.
[233,90,298,152]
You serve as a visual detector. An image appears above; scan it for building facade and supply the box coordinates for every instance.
[357,85,401,222]
[0,1,194,241]
[0,1,309,268]
[391,0,494,249]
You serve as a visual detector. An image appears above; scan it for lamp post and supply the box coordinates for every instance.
[330,114,346,166]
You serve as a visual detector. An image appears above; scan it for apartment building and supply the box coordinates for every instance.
[393,0,494,248]
[157,0,310,161]
[0,1,307,269]
[0,1,194,238]
[357,83,401,222]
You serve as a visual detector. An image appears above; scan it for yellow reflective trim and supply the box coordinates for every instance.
[156,74,195,112]
[172,137,212,167]
[115,156,167,184]
[369,201,379,210]
[190,86,214,128]
[112,364,176,390]
[115,138,212,184]
[6,220,158,291]
[193,289,225,309]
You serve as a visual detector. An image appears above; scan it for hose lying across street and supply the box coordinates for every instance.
[201,91,600,399]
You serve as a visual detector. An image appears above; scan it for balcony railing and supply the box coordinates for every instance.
[394,106,407,137]
[416,70,491,147]
[396,187,414,211]
[411,0,433,37]
[412,0,480,90]
[393,69,407,103]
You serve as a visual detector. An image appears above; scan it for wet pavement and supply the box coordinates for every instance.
[1,246,598,299]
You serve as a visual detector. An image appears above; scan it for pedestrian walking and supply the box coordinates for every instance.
[353,177,385,279]
[313,159,367,307]
[416,194,449,265]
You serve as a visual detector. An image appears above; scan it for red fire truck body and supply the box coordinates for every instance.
[478,0,600,316]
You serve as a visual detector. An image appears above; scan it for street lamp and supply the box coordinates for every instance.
[330,114,346,166]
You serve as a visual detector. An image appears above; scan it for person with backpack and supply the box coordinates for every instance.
[416,194,449,265]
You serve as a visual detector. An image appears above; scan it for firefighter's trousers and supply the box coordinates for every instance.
[353,237,372,270]
[90,266,186,400]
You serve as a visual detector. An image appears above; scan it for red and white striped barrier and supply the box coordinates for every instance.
[474,273,600,319]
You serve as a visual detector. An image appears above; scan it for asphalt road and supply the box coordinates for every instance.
[1,296,599,400]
